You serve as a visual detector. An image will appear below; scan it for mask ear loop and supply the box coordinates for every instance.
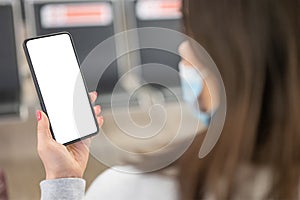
[193,67,214,127]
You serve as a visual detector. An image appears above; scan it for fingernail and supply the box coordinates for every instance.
[93,91,98,96]
[36,110,42,121]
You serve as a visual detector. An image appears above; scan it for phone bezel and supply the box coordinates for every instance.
[23,32,99,145]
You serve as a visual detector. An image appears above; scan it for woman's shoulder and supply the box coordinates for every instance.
[85,165,179,200]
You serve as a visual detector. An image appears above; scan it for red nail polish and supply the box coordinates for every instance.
[36,110,42,121]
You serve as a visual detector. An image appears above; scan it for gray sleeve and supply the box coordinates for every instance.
[40,178,86,200]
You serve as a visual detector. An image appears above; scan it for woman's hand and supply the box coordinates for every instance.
[37,92,103,180]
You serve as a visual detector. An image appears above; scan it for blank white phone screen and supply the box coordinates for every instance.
[26,33,98,144]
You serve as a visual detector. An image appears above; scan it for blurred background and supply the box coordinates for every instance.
[0,0,203,199]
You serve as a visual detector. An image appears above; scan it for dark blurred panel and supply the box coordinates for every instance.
[134,0,184,89]
[0,2,21,116]
[28,1,118,94]
[19,0,26,20]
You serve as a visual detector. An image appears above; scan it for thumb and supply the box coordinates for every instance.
[37,111,53,143]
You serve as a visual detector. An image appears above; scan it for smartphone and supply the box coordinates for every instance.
[23,32,99,145]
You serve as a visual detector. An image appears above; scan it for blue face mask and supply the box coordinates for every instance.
[179,61,211,126]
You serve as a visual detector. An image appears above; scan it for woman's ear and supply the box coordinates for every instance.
[178,40,202,67]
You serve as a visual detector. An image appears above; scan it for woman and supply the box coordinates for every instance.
[178,0,300,199]
[37,0,300,199]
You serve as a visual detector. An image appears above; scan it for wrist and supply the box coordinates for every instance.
[46,174,82,180]
[45,169,83,180]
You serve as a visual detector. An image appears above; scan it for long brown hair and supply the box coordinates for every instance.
[178,0,300,199]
